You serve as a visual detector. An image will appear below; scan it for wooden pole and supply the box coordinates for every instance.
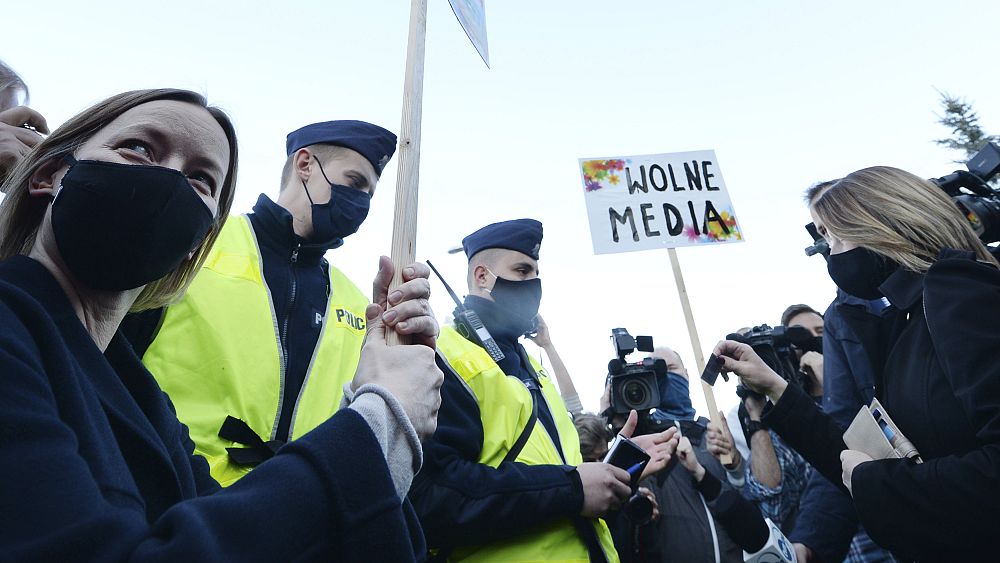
[387,0,428,346]
[667,248,732,465]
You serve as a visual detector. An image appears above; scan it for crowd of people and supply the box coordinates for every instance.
[0,56,998,563]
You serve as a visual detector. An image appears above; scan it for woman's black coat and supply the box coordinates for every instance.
[764,249,1000,562]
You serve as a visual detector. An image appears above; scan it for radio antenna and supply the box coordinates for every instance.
[426,260,465,311]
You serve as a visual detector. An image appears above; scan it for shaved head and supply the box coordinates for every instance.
[650,346,687,378]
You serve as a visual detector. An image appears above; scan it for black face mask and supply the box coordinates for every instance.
[51,156,214,291]
[488,273,542,334]
[827,247,897,300]
[302,156,371,248]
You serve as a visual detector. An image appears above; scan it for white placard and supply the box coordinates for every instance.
[579,150,744,255]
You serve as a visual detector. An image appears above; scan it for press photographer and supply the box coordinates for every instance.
[601,330,744,563]
[719,310,821,534]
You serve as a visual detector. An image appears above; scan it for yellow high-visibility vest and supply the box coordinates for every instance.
[437,325,619,563]
[142,215,368,486]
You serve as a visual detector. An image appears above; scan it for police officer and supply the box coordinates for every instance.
[410,219,677,563]
[123,120,441,490]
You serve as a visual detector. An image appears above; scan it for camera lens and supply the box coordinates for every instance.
[623,380,648,408]
[624,492,654,525]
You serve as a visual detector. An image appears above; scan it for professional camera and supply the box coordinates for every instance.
[606,328,667,415]
[930,141,1000,244]
[728,324,816,398]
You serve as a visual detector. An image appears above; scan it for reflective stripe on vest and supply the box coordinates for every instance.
[142,216,368,486]
[437,326,620,563]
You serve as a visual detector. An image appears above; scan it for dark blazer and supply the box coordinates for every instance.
[765,249,1000,562]
[0,256,423,561]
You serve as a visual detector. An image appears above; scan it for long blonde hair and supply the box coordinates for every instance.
[811,166,998,272]
[0,89,239,310]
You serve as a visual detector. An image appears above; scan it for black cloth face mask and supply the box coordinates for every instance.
[51,156,214,291]
[827,246,897,300]
[302,155,371,249]
[487,271,542,335]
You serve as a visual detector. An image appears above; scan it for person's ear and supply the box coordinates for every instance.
[28,157,68,198]
[474,264,491,290]
[293,148,313,183]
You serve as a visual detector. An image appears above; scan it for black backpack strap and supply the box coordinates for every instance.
[572,516,611,563]
[502,379,539,464]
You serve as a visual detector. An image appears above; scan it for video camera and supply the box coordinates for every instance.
[930,142,1000,244]
[727,324,818,399]
[606,328,667,415]
[805,142,1000,258]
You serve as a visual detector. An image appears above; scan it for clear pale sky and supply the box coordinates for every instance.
[5,0,999,416]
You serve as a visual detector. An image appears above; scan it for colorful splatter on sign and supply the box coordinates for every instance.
[578,150,744,254]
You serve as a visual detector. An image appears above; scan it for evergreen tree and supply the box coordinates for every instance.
[935,92,999,163]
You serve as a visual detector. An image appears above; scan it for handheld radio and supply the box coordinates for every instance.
[426,260,505,362]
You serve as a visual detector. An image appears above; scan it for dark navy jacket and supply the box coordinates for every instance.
[0,256,423,561]
[788,290,891,562]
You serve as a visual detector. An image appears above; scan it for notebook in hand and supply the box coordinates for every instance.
[843,398,922,463]
[603,434,651,490]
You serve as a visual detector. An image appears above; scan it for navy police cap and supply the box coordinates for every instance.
[285,120,397,176]
[463,219,543,261]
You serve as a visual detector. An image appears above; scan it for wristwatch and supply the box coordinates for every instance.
[745,419,766,438]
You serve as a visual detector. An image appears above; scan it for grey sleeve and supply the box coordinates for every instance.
[347,384,423,500]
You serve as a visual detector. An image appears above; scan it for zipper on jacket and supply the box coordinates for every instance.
[274,243,300,442]
[286,266,334,441]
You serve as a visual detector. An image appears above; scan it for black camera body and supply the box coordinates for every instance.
[607,328,668,415]
[729,324,815,398]
[931,142,1000,244]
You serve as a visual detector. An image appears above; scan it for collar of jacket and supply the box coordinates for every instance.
[879,248,979,310]
[878,269,924,311]
[0,255,185,498]
[1,255,81,324]
[249,194,327,266]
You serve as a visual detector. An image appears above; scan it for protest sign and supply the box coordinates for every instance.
[448,0,489,67]
[579,149,743,462]
[579,150,742,255]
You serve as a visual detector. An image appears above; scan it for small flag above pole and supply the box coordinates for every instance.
[448,0,490,67]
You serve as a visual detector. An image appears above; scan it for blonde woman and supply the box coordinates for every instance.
[714,166,1000,561]
[0,89,441,561]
